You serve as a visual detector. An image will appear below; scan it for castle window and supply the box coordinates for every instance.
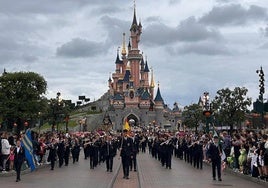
[130,91,134,99]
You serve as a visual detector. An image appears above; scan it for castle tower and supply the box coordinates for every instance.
[128,3,142,88]
[107,2,166,131]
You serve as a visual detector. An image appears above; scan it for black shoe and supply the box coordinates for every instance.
[126,176,129,179]
[123,176,126,179]
[134,169,137,172]
[218,178,222,181]
[16,180,19,182]
[107,169,109,172]
[110,169,112,172]
[213,177,216,180]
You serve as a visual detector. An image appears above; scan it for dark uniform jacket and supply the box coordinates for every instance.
[120,137,133,157]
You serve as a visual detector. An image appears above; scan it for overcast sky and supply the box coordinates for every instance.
[0,0,268,108]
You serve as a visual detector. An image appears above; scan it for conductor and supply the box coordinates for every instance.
[120,129,133,179]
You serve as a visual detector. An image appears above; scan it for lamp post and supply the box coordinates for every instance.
[202,92,212,133]
[38,112,42,135]
[65,115,69,133]
[256,66,265,128]
[51,92,64,133]
[56,92,61,133]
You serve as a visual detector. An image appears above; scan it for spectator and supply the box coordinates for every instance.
[232,134,242,172]
[1,132,11,172]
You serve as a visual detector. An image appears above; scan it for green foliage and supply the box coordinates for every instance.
[211,87,252,131]
[182,103,205,131]
[0,71,47,132]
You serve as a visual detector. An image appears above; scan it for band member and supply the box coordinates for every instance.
[57,137,65,168]
[207,135,223,181]
[120,129,133,179]
[130,132,139,171]
[104,135,116,172]
[64,138,71,166]
[47,138,57,170]
[14,140,25,182]
[87,139,96,169]
[71,138,81,164]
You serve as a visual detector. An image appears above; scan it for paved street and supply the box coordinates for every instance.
[0,155,121,188]
[138,153,267,188]
[0,151,267,188]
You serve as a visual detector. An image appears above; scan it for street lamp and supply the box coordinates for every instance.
[202,92,212,133]
[51,92,64,133]
[65,115,69,133]
[256,66,265,128]
[38,112,42,135]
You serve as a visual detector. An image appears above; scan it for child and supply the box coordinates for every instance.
[9,146,15,171]
[238,147,247,174]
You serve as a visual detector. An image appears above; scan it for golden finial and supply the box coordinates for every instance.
[150,67,155,88]
[121,33,126,56]
[126,61,131,70]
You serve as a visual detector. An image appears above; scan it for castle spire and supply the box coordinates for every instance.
[115,47,122,64]
[154,82,164,102]
[130,0,138,31]
[144,56,149,72]
[121,33,127,56]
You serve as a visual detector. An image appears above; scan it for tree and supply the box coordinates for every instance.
[182,103,204,132]
[0,71,47,133]
[211,87,251,132]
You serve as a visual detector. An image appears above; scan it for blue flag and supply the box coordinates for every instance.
[21,129,36,172]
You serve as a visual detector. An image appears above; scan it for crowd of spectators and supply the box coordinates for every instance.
[0,127,268,183]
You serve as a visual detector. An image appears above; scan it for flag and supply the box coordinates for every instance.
[213,130,218,138]
[123,118,130,131]
[21,129,36,172]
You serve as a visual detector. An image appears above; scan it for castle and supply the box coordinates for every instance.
[106,4,168,131]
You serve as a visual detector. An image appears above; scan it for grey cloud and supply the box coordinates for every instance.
[22,54,38,62]
[0,0,92,15]
[0,36,20,51]
[0,36,40,63]
[169,0,181,5]
[142,17,222,46]
[145,16,161,23]
[216,0,236,3]
[200,4,268,26]
[100,15,129,46]
[90,6,123,16]
[56,38,104,58]
[264,26,268,37]
[142,23,178,46]
[0,0,129,15]
[170,41,231,56]
[259,26,268,38]
[177,17,222,42]
[259,42,268,49]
